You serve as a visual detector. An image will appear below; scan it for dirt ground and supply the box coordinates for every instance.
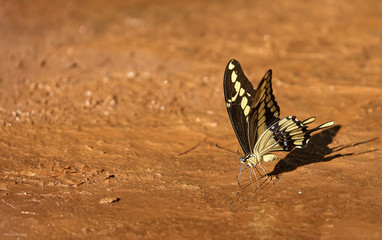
[0,0,381,239]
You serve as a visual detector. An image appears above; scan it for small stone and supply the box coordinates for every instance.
[99,197,120,204]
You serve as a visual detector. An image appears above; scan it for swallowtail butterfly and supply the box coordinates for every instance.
[223,59,334,189]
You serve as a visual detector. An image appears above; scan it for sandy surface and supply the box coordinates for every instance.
[0,0,381,239]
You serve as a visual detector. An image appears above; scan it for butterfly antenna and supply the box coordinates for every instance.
[216,144,241,156]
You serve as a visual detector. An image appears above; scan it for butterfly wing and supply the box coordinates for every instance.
[262,116,335,152]
[223,59,256,155]
[254,116,335,159]
[248,69,281,152]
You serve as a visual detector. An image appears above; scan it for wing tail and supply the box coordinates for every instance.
[308,121,335,132]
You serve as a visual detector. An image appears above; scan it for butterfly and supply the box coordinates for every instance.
[223,59,334,189]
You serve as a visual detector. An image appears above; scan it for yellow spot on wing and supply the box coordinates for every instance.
[286,125,298,132]
[279,118,288,125]
[244,105,250,116]
[290,130,303,136]
[259,101,265,113]
[259,91,266,101]
[239,88,245,96]
[234,81,241,92]
[241,97,248,110]
[302,117,316,125]
[318,121,335,129]
[260,81,267,89]
[230,81,241,102]
[228,61,235,70]
[258,107,266,118]
[291,135,304,140]
[280,120,293,131]
[231,71,237,82]
[258,115,266,126]
[263,72,270,79]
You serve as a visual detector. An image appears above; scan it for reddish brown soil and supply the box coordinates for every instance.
[0,0,381,239]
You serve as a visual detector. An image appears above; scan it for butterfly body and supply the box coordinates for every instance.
[223,59,334,188]
[241,153,278,165]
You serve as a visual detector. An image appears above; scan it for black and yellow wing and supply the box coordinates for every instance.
[223,59,280,155]
[223,59,256,154]
[247,69,281,152]
[254,116,335,158]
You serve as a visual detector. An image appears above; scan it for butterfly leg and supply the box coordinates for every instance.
[254,166,263,177]
[257,164,272,185]
[236,163,244,189]
[236,164,250,189]
[249,164,260,191]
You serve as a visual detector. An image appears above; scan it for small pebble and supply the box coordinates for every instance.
[99,197,120,204]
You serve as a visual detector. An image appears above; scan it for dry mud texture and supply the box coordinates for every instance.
[0,0,381,239]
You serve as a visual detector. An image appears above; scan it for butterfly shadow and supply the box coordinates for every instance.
[267,125,378,176]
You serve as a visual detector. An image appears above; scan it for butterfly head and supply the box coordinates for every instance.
[239,155,249,164]
[240,154,261,165]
